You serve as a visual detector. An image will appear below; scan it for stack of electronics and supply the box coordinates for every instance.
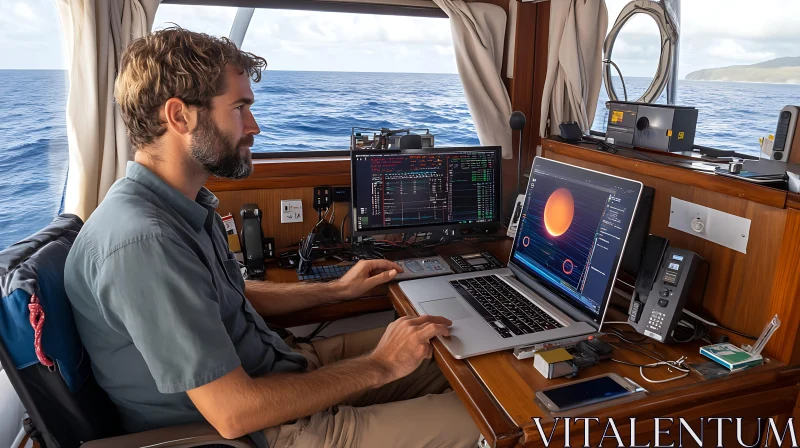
[350,127,434,151]
[604,101,698,152]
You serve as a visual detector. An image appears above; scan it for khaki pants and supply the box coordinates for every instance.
[263,326,480,448]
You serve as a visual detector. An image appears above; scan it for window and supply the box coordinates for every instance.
[0,1,68,250]
[153,4,238,37]
[153,6,479,154]
[593,0,800,156]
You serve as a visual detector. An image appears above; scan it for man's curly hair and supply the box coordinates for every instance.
[115,27,267,149]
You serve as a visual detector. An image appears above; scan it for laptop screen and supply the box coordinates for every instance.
[509,157,642,325]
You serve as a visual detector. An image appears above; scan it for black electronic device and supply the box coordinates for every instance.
[627,236,709,343]
[350,147,502,237]
[558,122,583,143]
[297,264,353,282]
[575,338,613,361]
[240,204,265,279]
[618,185,655,278]
[771,106,798,162]
[605,101,698,152]
[450,251,504,273]
[313,186,333,211]
[263,237,275,259]
[333,186,351,202]
[535,373,639,412]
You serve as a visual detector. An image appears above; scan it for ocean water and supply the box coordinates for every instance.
[1,70,799,250]
[0,70,479,250]
[0,70,70,252]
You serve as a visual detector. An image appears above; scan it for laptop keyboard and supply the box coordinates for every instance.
[449,275,563,338]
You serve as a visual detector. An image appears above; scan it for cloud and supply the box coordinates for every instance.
[151,6,458,74]
[238,9,457,73]
[3,0,794,77]
[0,0,65,69]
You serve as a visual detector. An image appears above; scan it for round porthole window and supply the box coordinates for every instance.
[603,0,678,104]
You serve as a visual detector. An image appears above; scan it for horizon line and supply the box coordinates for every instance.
[0,68,462,76]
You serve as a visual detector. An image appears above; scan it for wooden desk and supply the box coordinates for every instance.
[388,241,800,447]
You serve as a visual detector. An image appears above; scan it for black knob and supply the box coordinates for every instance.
[659,288,670,298]
[509,111,527,131]
[636,116,650,131]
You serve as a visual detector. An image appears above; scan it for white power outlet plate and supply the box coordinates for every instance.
[668,197,751,254]
[280,199,303,223]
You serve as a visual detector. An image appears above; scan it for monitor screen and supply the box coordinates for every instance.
[351,147,502,236]
[510,157,642,325]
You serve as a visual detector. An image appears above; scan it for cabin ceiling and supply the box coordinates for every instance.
[160,0,449,18]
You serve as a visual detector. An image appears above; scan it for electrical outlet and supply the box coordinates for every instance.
[280,199,303,223]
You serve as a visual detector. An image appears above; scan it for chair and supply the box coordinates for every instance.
[0,214,253,448]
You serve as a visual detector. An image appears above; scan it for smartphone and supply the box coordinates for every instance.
[535,373,639,412]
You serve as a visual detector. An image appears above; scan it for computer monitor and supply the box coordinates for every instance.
[350,147,502,237]
[509,157,642,327]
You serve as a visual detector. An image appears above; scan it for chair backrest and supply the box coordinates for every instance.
[0,214,124,448]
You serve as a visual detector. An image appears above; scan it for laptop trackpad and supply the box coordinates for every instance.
[419,298,473,320]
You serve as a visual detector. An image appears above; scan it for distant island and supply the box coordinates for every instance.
[685,56,800,84]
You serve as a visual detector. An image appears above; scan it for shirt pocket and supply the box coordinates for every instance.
[222,258,246,292]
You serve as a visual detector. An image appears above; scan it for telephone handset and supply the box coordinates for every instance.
[627,235,708,343]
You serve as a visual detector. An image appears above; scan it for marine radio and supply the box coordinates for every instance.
[627,235,708,343]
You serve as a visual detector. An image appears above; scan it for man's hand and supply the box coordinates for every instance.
[368,315,452,382]
[331,259,404,300]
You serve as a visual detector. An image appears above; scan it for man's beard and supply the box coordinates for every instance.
[189,111,253,179]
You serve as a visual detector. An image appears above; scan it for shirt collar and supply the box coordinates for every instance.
[126,161,219,231]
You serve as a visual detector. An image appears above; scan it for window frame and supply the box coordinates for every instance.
[159,0,479,160]
[162,0,448,18]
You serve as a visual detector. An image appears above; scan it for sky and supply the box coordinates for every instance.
[1,0,798,78]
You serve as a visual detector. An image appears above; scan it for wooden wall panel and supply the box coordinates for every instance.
[214,186,351,249]
[505,0,548,211]
[766,208,800,364]
[545,151,788,354]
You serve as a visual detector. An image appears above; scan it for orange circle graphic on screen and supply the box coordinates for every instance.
[543,188,575,237]
[522,236,531,247]
[563,259,574,275]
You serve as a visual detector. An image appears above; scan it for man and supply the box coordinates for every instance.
[64,27,480,448]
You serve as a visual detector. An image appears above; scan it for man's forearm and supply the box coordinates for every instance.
[245,280,345,316]
[208,356,390,438]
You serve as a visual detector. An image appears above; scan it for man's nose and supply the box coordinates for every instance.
[244,108,260,136]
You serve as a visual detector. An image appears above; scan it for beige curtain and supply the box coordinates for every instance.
[433,0,513,159]
[56,0,160,221]
[539,0,608,137]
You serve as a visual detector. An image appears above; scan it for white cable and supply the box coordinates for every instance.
[681,309,718,327]
[639,356,690,383]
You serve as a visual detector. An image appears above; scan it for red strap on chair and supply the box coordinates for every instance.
[28,294,54,369]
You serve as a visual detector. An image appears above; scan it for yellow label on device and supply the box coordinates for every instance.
[667,130,673,137]
[678,131,685,140]
[611,110,624,123]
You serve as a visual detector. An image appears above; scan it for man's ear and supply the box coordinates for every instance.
[161,98,198,136]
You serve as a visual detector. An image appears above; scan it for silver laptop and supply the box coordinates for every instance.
[400,157,643,358]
